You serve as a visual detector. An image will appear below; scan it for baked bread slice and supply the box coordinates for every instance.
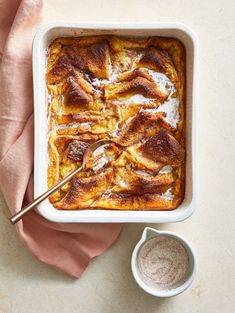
[46,35,185,210]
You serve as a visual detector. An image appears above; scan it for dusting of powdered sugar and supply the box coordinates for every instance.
[145,69,180,128]
[92,145,110,172]
[107,68,180,128]
[158,166,173,174]
[160,188,174,201]
[93,155,109,172]
[112,94,155,105]
[90,56,118,87]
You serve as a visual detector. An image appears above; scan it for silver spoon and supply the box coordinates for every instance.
[10,139,113,224]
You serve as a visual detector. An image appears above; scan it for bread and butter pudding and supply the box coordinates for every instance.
[46,35,185,210]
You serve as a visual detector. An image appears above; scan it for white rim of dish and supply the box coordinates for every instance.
[33,21,198,223]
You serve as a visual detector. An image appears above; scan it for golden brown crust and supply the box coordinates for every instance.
[114,111,169,147]
[64,77,92,106]
[137,46,178,83]
[64,40,110,79]
[66,140,90,162]
[46,55,71,84]
[105,77,169,101]
[112,167,175,195]
[140,128,185,166]
[46,35,185,210]
[55,169,113,209]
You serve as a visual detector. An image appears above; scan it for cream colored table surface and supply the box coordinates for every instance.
[1,0,235,312]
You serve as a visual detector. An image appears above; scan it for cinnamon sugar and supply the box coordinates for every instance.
[137,236,190,290]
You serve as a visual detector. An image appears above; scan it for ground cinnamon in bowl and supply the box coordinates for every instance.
[137,235,190,290]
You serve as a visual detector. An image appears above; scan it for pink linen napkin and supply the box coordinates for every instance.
[0,0,122,278]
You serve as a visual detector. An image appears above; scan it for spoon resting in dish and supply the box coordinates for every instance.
[9,139,113,224]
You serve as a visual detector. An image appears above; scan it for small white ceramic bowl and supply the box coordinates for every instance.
[131,227,197,297]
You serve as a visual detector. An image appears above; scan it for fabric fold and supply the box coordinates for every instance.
[0,0,122,278]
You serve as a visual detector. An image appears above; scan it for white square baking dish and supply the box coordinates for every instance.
[33,22,198,223]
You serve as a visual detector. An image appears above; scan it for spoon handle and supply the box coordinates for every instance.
[9,165,83,224]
